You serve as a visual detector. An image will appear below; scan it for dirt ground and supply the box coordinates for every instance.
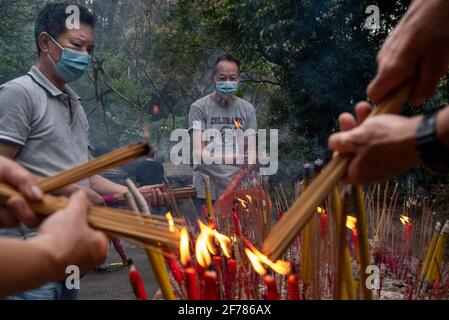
[78,239,159,300]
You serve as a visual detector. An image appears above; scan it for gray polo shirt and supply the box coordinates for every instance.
[0,66,90,238]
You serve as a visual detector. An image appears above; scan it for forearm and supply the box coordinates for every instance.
[436,106,449,149]
[0,236,61,297]
[89,174,127,195]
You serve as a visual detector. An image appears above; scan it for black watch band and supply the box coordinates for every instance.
[416,110,449,171]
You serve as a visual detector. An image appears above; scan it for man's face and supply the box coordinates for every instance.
[46,23,95,62]
[214,60,240,83]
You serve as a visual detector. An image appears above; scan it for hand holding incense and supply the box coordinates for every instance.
[0,182,181,249]
[263,82,413,261]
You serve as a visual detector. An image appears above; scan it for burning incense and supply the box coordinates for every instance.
[263,82,412,261]
[38,143,150,193]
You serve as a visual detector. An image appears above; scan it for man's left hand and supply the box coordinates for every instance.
[138,184,167,207]
[328,102,423,185]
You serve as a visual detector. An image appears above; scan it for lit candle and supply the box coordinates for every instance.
[184,268,199,300]
[320,212,327,240]
[204,270,218,300]
[233,212,241,237]
[226,259,237,300]
[263,275,279,300]
[167,256,184,287]
[287,273,300,300]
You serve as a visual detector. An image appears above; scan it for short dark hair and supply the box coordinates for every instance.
[214,54,241,75]
[35,2,96,54]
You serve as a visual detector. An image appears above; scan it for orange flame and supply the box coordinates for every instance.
[317,207,325,214]
[180,227,191,267]
[346,216,357,231]
[236,198,247,209]
[165,212,175,233]
[214,230,232,258]
[195,221,233,267]
[245,248,267,275]
[234,119,242,129]
[195,221,216,268]
[400,215,411,225]
[244,245,290,276]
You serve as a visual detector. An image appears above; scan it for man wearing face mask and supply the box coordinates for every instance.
[0,3,165,300]
[188,55,258,221]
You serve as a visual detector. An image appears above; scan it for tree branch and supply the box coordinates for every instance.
[241,72,281,86]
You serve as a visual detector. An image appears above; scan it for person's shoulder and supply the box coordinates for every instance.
[1,75,35,96]
[236,96,255,112]
[0,75,39,110]
[191,94,214,109]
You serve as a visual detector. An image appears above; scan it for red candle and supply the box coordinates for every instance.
[196,263,205,280]
[320,213,327,240]
[287,274,300,300]
[213,256,222,272]
[201,204,209,219]
[129,261,147,300]
[404,223,413,242]
[184,267,199,300]
[204,270,218,300]
[264,275,279,300]
[167,257,184,287]
[233,212,241,237]
[226,259,237,299]
[277,208,284,220]
[227,259,237,282]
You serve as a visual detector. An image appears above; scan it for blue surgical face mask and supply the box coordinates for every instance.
[47,35,90,83]
[215,81,239,99]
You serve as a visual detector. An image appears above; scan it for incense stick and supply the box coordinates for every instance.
[263,82,412,261]
[0,182,181,249]
[38,143,150,193]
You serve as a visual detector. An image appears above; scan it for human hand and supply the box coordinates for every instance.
[0,156,43,228]
[35,191,109,274]
[368,0,449,106]
[328,102,422,184]
[138,184,167,207]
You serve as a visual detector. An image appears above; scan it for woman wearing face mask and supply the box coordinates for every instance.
[187,55,258,225]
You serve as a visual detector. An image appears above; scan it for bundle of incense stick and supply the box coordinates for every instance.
[0,142,185,249]
[263,82,413,261]
[0,182,182,249]
[38,142,151,193]
[113,186,197,203]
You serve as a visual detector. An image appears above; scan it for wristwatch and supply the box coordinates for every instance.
[416,109,449,171]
